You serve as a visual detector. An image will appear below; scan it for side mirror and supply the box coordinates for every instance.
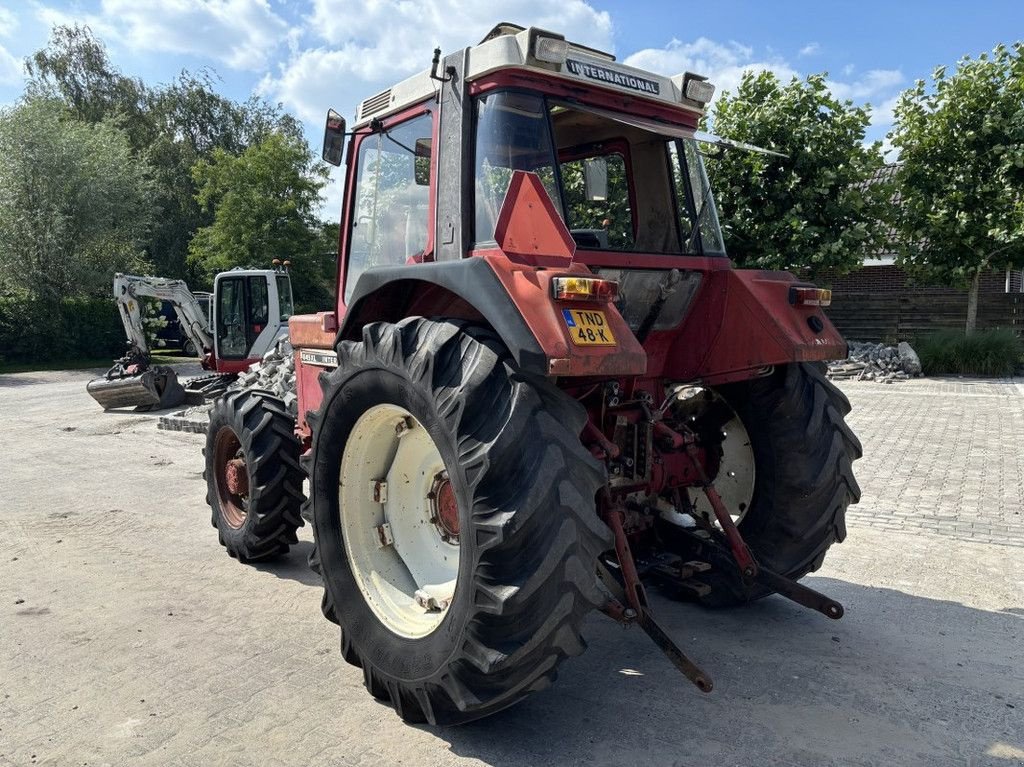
[322,108,346,166]
[583,157,608,201]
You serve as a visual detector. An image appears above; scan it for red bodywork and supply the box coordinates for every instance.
[289,67,846,452]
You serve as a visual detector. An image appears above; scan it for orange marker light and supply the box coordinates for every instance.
[789,287,832,307]
[553,277,619,302]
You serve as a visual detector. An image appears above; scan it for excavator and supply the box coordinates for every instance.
[86,266,293,410]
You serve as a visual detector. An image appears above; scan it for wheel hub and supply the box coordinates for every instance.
[429,472,460,542]
[225,458,249,496]
[339,404,460,639]
[667,386,756,526]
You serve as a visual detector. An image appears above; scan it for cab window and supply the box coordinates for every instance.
[345,111,432,302]
[217,277,248,358]
[559,152,634,250]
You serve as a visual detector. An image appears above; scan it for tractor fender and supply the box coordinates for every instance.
[662,269,847,384]
[340,256,647,377]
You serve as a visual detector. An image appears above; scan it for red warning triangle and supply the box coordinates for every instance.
[493,171,576,267]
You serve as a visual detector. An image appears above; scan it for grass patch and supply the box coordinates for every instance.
[914,328,1023,377]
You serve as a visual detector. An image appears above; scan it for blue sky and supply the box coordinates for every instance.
[0,0,1020,216]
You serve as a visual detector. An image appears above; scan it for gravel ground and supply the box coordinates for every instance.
[1,368,1022,767]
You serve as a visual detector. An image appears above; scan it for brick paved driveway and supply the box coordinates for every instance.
[841,378,1024,547]
[1,369,1021,767]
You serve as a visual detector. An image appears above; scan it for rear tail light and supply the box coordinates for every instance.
[553,276,619,302]
[789,287,832,307]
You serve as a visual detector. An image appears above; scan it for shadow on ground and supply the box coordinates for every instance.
[416,578,1023,767]
[252,540,322,587]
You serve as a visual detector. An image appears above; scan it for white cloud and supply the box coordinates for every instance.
[0,5,18,37]
[0,41,21,85]
[262,1,614,125]
[828,69,903,102]
[34,0,290,71]
[799,42,819,57]
[623,37,798,102]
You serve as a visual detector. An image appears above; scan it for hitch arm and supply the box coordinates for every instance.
[676,427,845,621]
[599,499,713,693]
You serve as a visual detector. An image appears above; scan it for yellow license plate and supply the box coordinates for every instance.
[562,309,616,346]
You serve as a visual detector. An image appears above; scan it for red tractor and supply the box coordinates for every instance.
[203,23,861,725]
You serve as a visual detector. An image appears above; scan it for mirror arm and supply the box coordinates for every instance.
[429,47,455,83]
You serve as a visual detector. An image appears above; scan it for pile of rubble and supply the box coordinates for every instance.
[157,343,298,433]
[827,341,923,384]
[229,343,298,416]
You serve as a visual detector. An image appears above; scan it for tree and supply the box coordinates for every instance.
[889,43,1024,334]
[144,70,304,280]
[25,25,152,149]
[189,132,329,277]
[0,97,154,303]
[705,71,889,276]
[26,25,306,281]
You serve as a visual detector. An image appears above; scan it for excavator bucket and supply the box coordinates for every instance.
[86,367,186,411]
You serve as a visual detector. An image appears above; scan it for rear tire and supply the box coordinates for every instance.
[306,318,611,725]
[204,389,305,562]
[692,363,862,606]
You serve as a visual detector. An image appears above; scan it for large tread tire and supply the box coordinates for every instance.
[695,362,862,606]
[204,389,305,562]
[305,318,611,725]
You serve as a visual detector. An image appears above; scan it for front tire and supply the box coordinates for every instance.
[306,318,611,725]
[204,389,305,562]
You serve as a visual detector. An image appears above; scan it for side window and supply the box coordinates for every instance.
[560,152,634,250]
[276,276,293,320]
[345,111,432,302]
[217,277,248,358]
[249,276,269,327]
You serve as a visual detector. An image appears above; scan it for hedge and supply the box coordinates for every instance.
[914,328,1023,377]
[0,294,127,364]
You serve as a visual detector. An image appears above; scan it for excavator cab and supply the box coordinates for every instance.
[210,268,293,371]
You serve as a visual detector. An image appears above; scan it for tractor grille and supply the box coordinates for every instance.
[359,89,393,120]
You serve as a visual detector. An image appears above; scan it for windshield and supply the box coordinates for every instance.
[473,90,725,256]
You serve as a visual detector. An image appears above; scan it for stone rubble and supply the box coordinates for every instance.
[228,342,298,415]
[157,342,298,433]
[827,340,925,384]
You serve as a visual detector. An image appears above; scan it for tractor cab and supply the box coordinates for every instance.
[321,24,729,334]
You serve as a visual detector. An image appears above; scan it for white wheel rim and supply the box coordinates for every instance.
[673,389,756,526]
[339,404,460,639]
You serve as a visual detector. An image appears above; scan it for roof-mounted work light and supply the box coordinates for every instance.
[529,29,568,65]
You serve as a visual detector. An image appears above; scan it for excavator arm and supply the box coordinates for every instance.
[87,273,216,411]
[113,273,213,361]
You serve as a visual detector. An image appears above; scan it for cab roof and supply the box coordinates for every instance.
[352,23,711,128]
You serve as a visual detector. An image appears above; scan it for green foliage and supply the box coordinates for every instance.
[289,221,339,314]
[706,71,889,276]
[889,44,1024,289]
[0,97,155,304]
[26,25,306,281]
[0,292,126,363]
[188,133,329,278]
[914,328,1022,376]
